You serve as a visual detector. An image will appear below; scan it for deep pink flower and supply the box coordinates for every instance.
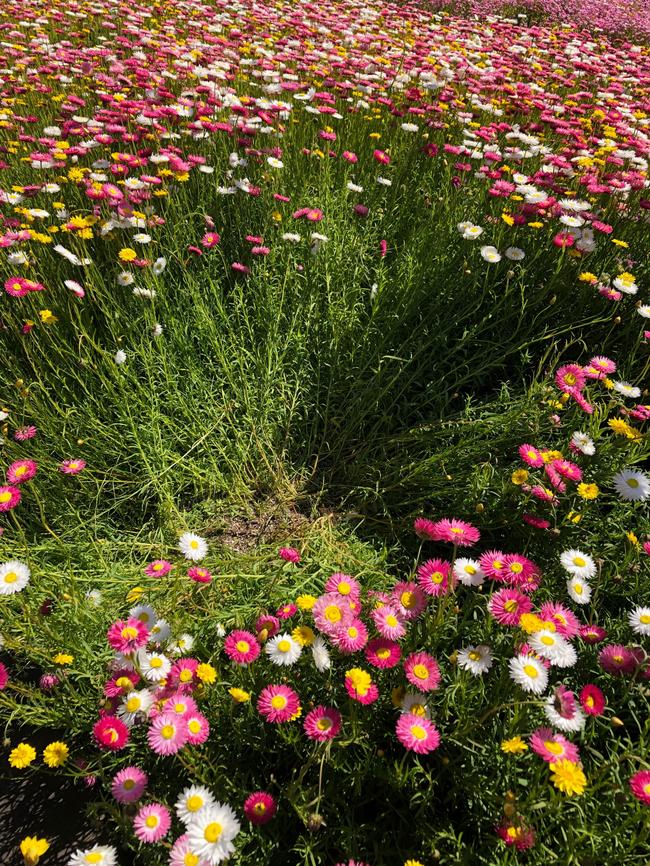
[433,518,480,546]
[324,573,361,600]
[187,566,212,584]
[599,644,637,675]
[93,715,129,751]
[276,602,297,619]
[257,684,300,722]
[413,517,438,540]
[629,770,650,806]
[496,819,535,850]
[530,728,579,764]
[6,460,37,484]
[416,559,452,596]
[185,712,210,745]
[133,803,171,843]
[0,485,21,512]
[579,624,607,644]
[404,652,441,692]
[0,662,8,691]
[539,602,580,638]
[256,614,280,640]
[519,443,544,467]
[365,638,401,669]
[331,619,368,653]
[579,684,606,716]
[278,547,300,563]
[244,791,277,825]
[111,766,148,803]
[488,588,532,626]
[224,630,260,665]
[14,426,37,441]
[144,559,173,577]
[147,714,188,755]
[303,706,342,742]
[373,149,390,165]
[201,231,221,248]
[107,618,150,654]
[396,713,440,754]
[392,582,427,621]
[371,604,406,640]
[59,459,86,475]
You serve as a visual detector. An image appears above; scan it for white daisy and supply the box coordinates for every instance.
[0,560,30,596]
[636,305,650,319]
[311,636,331,672]
[117,271,134,286]
[179,532,208,561]
[117,688,154,726]
[68,846,118,866]
[132,287,156,299]
[265,633,302,666]
[571,431,595,456]
[612,275,638,294]
[149,619,171,644]
[129,604,157,627]
[505,246,525,260]
[86,589,103,607]
[346,181,363,193]
[152,323,164,337]
[267,156,284,168]
[558,197,590,211]
[560,549,596,579]
[508,654,548,694]
[613,468,650,501]
[186,802,240,865]
[529,631,577,668]
[176,784,215,826]
[168,632,195,656]
[544,696,586,732]
[480,245,501,263]
[114,350,127,365]
[282,232,301,242]
[215,623,226,638]
[457,644,493,675]
[401,692,430,718]
[152,257,167,275]
[453,558,485,587]
[376,176,392,186]
[401,122,419,132]
[567,577,592,604]
[138,650,171,682]
[612,381,641,399]
[628,606,650,636]
[462,224,484,240]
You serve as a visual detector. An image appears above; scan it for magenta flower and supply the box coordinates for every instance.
[93,715,129,751]
[111,766,148,804]
[147,714,189,755]
[278,546,300,563]
[530,728,579,764]
[59,459,86,475]
[144,559,173,577]
[404,652,441,693]
[14,425,37,441]
[365,638,401,669]
[185,712,210,745]
[629,770,650,806]
[257,684,300,723]
[107,618,150,654]
[416,559,452,596]
[396,713,440,754]
[224,630,261,665]
[0,485,21,512]
[433,518,480,546]
[303,706,342,742]
[187,566,212,584]
[6,460,37,484]
[133,803,171,843]
[244,791,277,825]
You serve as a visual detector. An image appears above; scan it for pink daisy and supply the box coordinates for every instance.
[111,766,148,804]
[538,602,579,638]
[144,560,173,578]
[276,602,297,619]
[392,582,427,621]
[530,728,579,764]
[93,715,129,751]
[256,615,280,640]
[496,819,536,851]
[104,670,140,698]
[599,644,637,675]
[0,485,21,512]
[185,712,210,745]
[6,460,37,485]
[14,426,37,441]
[161,693,197,718]
[629,770,650,806]
[244,791,277,825]
[553,459,582,482]
[187,566,212,584]
[371,604,406,640]
[404,652,441,693]
[555,364,586,394]
[303,706,342,742]
[278,547,300,563]
[344,669,379,705]
[579,624,607,643]
[4,276,31,297]
[433,518,480,546]
[332,619,368,653]
[168,658,199,689]
[365,638,401,669]
[396,713,440,754]
[519,444,544,468]
[502,553,536,584]
[0,662,8,691]
[480,550,507,581]
[312,593,354,636]
[488,588,533,626]
[170,835,210,866]
[257,685,301,723]
[133,803,171,843]
[585,355,616,378]
[107,618,150,654]
[224,630,260,665]
[413,517,438,540]
[324,573,361,600]
[58,459,86,475]
[579,684,606,716]
[147,714,188,755]
[523,514,551,530]
[416,559,452,596]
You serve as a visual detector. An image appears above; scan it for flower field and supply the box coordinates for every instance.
[1,0,649,864]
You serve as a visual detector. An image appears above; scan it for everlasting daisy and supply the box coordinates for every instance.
[161,693,197,719]
[401,692,430,719]
[169,834,208,866]
[68,846,118,866]
[179,532,208,561]
[371,604,406,640]
[9,742,36,769]
[480,551,507,581]
[111,766,148,804]
[508,654,548,694]
[579,624,607,644]
[134,803,171,843]
[567,577,592,605]
[613,469,650,502]
[188,566,212,584]
[555,364,586,394]
[365,637,401,669]
[344,668,379,705]
[579,684,606,716]
[224,630,260,665]
[117,689,155,727]
[0,560,30,596]
[139,650,172,682]
[539,602,580,638]
[93,716,129,751]
[332,620,368,653]
[457,645,493,676]
[404,652,441,693]
[416,559,451,596]
[303,706,342,742]
[147,714,188,756]
[257,685,301,723]
[312,593,354,635]
[529,631,577,668]
[599,644,638,676]
[144,560,172,577]
[496,820,535,851]
[265,633,302,666]
[324,573,361,599]
[59,459,86,475]
[256,615,280,640]
[0,485,21,512]
[629,606,650,636]
[530,728,579,763]
[186,802,240,865]
[396,713,440,754]
[488,588,533,626]
[544,687,585,732]
[278,547,300,563]
[570,431,595,455]
[0,662,8,691]
[176,785,215,826]
[244,791,276,825]
[453,558,485,587]
[6,460,37,485]
[107,618,150,654]
[433,518,480,546]
[186,712,210,745]
[549,759,586,796]
[629,770,650,806]
[413,517,438,540]
[613,381,641,399]
[560,550,596,579]
[311,636,331,672]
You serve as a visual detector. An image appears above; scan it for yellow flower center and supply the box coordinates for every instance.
[123,778,136,790]
[401,591,416,608]
[450,527,463,534]
[236,640,250,653]
[572,556,586,567]
[187,795,204,811]
[640,614,650,624]
[4,572,18,584]
[316,717,332,731]
[184,854,200,866]
[150,657,163,668]
[544,740,563,755]
[15,466,27,476]
[86,855,102,865]
[152,563,163,571]
[190,540,199,548]
[540,635,555,646]
[126,697,140,712]
[277,640,291,653]
[574,584,583,595]
[121,626,138,640]
[627,478,639,488]
[468,651,481,661]
[410,725,427,740]
[271,695,287,710]
[385,614,398,627]
[180,670,192,682]
[412,664,429,680]
[161,724,175,739]
[464,565,476,575]
[376,648,391,659]
[324,605,342,623]
[523,664,539,678]
[347,627,358,638]
[504,599,518,612]
[410,703,426,717]
[145,816,159,829]
[338,581,351,594]
[204,822,222,843]
[188,719,202,734]
[509,562,523,574]
[564,373,577,385]
[0,492,13,503]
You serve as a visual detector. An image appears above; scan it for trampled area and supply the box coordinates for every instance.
[0,0,649,864]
